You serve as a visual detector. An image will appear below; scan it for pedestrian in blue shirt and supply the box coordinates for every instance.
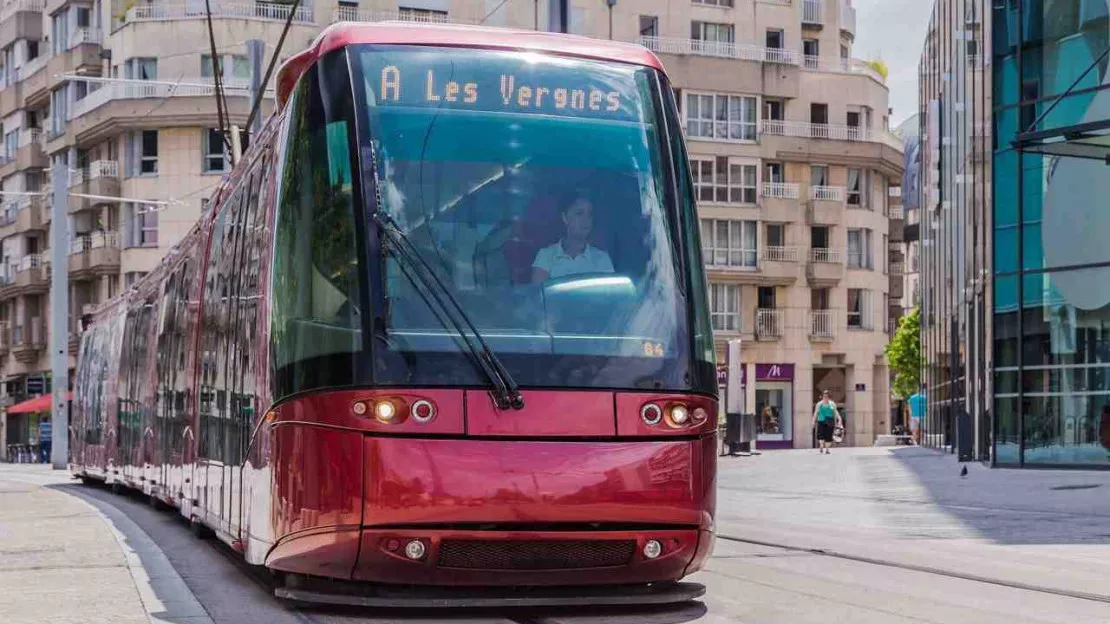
[908,385,927,445]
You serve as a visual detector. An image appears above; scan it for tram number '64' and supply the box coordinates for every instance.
[642,342,664,358]
[379,67,623,113]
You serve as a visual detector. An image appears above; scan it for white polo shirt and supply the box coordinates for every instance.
[532,241,614,279]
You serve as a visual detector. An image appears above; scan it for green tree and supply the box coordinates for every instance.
[886,307,921,400]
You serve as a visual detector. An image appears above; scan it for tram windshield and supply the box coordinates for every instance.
[269,46,714,398]
[358,46,713,391]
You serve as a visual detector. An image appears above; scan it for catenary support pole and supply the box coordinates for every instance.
[50,159,69,470]
[247,39,265,135]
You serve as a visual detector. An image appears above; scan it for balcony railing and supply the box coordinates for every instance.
[756,309,784,338]
[810,310,836,339]
[67,76,260,120]
[889,206,904,220]
[16,254,41,272]
[890,262,905,276]
[70,160,119,186]
[331,7,465,23]
[637,36,799,65]
[68,27,102,49]
[889,186,903,198]
[810,185,844,201]
[810,248,843,264]
[16,128,41,148]
[761,246,799,262]
[762,120,903,148]
[69,231,120,255]
[120,2,314,26]
[762,182,800,200]
[803,56,885,83]
[802,0,822,24]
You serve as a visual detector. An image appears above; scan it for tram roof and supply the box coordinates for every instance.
[275,22,667,108]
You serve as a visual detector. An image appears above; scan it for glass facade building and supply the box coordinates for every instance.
[920,0,1110,468]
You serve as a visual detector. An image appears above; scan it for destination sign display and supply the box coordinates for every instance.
[359,48,647,123]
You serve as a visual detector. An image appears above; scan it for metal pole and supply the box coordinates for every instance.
[49,159,69,470]
[246,39,265,135]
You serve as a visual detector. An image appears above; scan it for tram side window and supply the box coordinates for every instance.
[199,194,232,460]
[231,157,268,463]
[173,259,195,445]
[271,62,361,400]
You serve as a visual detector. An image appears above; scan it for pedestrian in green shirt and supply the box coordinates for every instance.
[812,390,843,454]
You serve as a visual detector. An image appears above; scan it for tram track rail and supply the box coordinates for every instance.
[716,533,1110,605]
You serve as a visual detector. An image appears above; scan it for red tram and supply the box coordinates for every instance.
[71,22,718,606]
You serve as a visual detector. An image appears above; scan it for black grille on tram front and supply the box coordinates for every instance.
[437,540,637,570]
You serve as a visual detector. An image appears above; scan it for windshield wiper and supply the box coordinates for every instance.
[374,212,525,411]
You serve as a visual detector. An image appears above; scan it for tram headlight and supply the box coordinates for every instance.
[352,401,368,416]
[375,400,397,422]
[404,539,427,560]
[643,539,663,559]
[669,405,690,426]
[693,407,708,422]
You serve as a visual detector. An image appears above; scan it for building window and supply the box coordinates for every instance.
[803,38,819,67]
[693,0,734,6]
[766,223,785,247]
[847,168,862,205]
[765,29,783,49]
[847,228,874,269]
[125,57,158,81]
[398,6,449,22]
[691,21,734,44]
[201,54,251,82]
[684,93,757,141]
[124,271,147,287]
[138,210,158,246]
[203,128,227,173]
[764,161,783,183]
[709,283,740,332]
[847,289,873,329]
[701,219,757,268]
[811,164,829,186]
[639,15,658,37]
[764,98,784,121]
[139,130,157,175]
[692,157,756,204]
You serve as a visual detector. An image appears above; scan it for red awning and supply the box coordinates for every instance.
[7,392,73,414]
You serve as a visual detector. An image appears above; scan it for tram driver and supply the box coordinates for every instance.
[531,193,614,283]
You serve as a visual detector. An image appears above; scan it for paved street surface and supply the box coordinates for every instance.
[2,447,1109,623]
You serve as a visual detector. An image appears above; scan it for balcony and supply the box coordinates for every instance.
[22,44,101,110]
[761,182,800,220]
[68,160,120,213]
[809,310,836,342]
[62,76,267,146]
[0,196,45,238]
[759,246,800,284]
[806,188,844,225]
[889,206,904,220]
[0,129,46,177]
[802,0,823,26]
[637,36,799,65]
[840,0,857,38]
[331,7,468,24]
[11,317,44,363]
[756,309,785,341]
[115,2,315,29]
[69,231,121,279]
[0,0,44,50]
[0,254,49,301]
[806,248,845,285]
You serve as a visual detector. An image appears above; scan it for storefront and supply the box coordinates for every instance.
[716,362,796,448]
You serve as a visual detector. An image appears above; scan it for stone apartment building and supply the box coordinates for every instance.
[0,0,902,452]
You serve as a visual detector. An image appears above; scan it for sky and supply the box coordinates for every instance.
[850,0,935,127]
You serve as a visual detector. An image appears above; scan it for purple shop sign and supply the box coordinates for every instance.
[717,364,795,387]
